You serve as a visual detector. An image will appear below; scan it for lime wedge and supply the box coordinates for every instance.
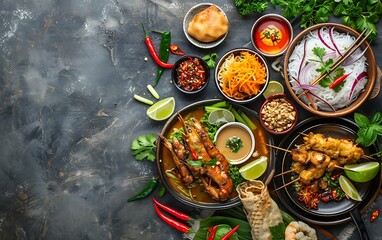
[208,109,235,124]
[146,97,175,121]
[339,175,362,201]
[344,162,380,182]
[239,156,268,180]
[263,80,284,98]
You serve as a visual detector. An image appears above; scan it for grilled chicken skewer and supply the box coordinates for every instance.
[301,132,374,161]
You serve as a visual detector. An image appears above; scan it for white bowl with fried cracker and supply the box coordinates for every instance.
[183,3,229,49]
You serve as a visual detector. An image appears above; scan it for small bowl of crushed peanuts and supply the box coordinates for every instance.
[259,93,298,135]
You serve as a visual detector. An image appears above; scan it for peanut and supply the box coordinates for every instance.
[261,98,296,132]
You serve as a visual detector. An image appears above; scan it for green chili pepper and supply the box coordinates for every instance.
[152,30,171,87]
[127,177,159,202]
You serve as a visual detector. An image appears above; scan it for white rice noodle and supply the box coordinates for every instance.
[288,27,368,111]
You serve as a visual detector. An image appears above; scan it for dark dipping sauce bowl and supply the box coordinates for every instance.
[171,55,210,94]
[251,14,293,57]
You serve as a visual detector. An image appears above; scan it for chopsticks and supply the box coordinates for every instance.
[298,28,373,98]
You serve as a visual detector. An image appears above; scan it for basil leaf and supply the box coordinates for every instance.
[371,112,382,124]
[354,113,370,128]
[357,127,377,147]
[371,123,382,135]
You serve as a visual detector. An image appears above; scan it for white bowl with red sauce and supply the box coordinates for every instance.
[171,55,210,94]
[251,14,293,57]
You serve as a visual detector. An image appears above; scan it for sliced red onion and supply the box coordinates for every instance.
[298,39,307,80]
[323,51,337,62]
[343,47,368,66]
[309,91,336,112]
[299,62,317,85]
[318,27,335,51]
[349,72,368,100]
[329,27,343,57]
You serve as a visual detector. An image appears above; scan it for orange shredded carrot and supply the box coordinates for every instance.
[219,52,267,100]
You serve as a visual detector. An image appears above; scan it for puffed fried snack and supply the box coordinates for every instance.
[187,5,229,43]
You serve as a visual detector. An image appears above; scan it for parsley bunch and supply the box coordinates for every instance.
[354,112,382,147]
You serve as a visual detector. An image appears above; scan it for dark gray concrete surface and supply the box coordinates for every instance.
[0,0,381,239]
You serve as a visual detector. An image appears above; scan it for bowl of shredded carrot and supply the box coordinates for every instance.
[214,48,269,104]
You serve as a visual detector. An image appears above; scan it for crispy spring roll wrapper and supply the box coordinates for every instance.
[237,180,283,240]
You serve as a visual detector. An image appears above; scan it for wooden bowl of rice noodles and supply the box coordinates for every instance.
[283,23,377,117]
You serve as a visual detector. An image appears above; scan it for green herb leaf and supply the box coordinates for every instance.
[187,160,203,168]
[207,158,218,166]
[203,53,219,68]
[226,136,244,153]
[371,112,382,124]
[234,0,269,16]
[354,112,370,128]
[312,47,326,60]
[229,165,245,189]
[131,134,157,161]
[269,222,287,240]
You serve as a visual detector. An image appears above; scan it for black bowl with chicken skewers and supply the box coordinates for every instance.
[156,99,275,209]
[273,116,381,225]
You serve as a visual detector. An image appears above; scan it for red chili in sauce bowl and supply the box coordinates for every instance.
[172,55,210,94]
[251,14,293,57]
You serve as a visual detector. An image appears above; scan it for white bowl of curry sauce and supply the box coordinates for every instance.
[214,122,255,165]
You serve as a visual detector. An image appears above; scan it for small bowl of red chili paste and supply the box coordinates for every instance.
[251,14,293,57]
[171,55,210,94]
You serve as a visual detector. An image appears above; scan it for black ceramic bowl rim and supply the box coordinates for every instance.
[259,93,298,135]
[214,48,270,104]
[250,13,293,57]
[171,55,210,94]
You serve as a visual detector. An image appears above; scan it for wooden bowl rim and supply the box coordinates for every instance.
[283,23,376,117]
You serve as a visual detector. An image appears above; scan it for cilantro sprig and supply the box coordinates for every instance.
[311,47,346,92]
[202,53,219,68]
[131,133,157,161]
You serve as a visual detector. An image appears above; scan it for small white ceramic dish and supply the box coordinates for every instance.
[214,122,255,165]
[183,3,228,49]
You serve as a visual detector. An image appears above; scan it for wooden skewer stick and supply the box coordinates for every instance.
[274,169,294,177]
[274,177,300,191]
[264,143,291,153]
[334,165,357,172]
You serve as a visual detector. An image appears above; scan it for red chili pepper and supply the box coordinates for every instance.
[152,197,191,221]
[370,209,380,222]
[153,203,191,233]
[190,149,198,160]
[207,225,218,240]
[141,24,174,69]
[221,225,240,240]
[170,44,185,55]
[329,73,351,89]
